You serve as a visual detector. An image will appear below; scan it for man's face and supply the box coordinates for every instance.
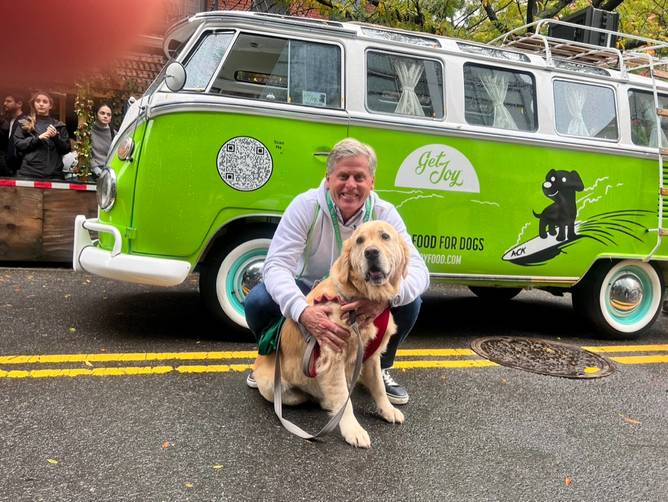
[326,155,374,221]
[3,97,21,115]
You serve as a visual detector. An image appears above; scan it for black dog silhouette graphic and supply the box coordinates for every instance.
[533,169,584,242]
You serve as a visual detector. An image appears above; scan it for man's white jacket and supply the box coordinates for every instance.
[263,179,430,323]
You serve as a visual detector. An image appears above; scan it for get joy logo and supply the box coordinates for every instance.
[394,144,480,193]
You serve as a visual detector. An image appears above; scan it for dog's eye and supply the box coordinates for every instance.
[356,236,364,245]
[381,232,390,240]
[551,177,556,182]
[562,177,566,183]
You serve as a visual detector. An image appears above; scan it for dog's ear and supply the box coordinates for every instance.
[570,171,584,191]
[545,169,556,180]
[331,237,352,286]
[390,235,411,289]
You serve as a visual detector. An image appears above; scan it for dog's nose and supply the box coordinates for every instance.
[364,247,380,260]
[543,181,552,188]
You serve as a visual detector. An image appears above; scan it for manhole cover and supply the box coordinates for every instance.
[471,337,615,379]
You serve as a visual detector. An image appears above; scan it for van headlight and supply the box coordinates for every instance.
[97,168,117,212]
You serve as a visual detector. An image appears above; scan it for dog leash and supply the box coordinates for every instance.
[273,314,364,440]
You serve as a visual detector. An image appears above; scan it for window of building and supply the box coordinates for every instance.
[183,31,234,91]
[553,80,618,140]
[464,63,536,131]
[629,89,668,147]
[210,33,342,109]
[366,51,444,119]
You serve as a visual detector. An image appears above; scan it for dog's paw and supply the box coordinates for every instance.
[342,425,371,449]
[378,405,404,424]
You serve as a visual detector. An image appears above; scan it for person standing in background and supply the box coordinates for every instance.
[0,94,25,176]
[14,91,70,180]
[90,104,116,178]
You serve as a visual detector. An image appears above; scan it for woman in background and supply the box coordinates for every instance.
[90,103,116,178]
[14,91,70,179]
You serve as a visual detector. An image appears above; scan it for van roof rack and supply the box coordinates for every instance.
[490,19,668,79]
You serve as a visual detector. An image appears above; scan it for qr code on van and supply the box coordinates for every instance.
[217,137,273,191]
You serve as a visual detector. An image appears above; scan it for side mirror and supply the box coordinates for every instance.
[164,61,186,92]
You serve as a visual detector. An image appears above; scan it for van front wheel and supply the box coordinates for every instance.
[572,260,665,339]
[200,226,274,330]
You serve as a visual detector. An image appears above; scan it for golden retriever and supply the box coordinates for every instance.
[253,220,410,448]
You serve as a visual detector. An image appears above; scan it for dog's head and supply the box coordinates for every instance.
[331,220,410,302]
[542,169,584,199]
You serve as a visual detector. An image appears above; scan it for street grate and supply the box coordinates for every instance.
[470,337,615,379]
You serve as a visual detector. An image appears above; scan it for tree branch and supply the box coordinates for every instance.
[599,0,626,10]
[536,0,575,19]
[481,0,509,33]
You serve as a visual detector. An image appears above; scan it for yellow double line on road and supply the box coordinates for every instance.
[0,344,666,380]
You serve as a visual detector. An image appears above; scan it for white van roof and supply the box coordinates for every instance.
[164,10,668,87]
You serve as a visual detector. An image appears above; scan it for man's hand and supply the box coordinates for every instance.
[299,305,350,352]
[340,299,390,328]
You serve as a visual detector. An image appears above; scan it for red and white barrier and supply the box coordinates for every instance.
[0,178,96,191]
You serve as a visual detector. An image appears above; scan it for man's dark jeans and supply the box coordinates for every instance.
[244,281,422,369]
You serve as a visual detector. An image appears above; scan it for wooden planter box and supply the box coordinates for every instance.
[0,180,97,262]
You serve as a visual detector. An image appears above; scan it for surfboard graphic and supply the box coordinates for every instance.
[503,223,582,265]
[503,210,653,266]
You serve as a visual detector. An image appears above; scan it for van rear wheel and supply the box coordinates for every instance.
[571,260,664,339]
[200,225,274,330]
[469,286,522,301]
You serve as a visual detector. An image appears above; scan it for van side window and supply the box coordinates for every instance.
[211,33,342,109]
[183,31,234,90]
[629,89,668,147]
[366,51,444,119]
[463,63,536,131]
[553,80,618,140]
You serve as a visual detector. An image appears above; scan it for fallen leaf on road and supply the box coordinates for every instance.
[162,441,170,449]
[84,361,93,367]
[623,417,641,425]
[68,327,76,333]
[564,477,572,486]
[47,459,58,465]
[500,378,508,384]
[64,294,71,299]
[213,465,224,469]
[184,483,193,489]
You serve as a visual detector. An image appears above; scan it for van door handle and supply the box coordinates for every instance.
[313,151,330,157]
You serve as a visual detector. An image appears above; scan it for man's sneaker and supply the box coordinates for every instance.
[246,372,258,389]
[382,369,409,405]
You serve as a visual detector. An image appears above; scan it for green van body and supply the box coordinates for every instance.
[75,11,668,337]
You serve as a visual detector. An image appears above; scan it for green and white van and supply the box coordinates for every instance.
[73,11,668,338]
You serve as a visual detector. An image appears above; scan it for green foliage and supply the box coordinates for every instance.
[300,0,667,43]
[73,85,94,179]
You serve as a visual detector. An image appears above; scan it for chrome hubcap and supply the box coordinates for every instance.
[609,273,643,315]
[237,260,264,299]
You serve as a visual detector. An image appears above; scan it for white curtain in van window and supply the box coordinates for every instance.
[566,87,589,136]
[642,103,668,147]
[392,58,425,117]
[479,72,518,130]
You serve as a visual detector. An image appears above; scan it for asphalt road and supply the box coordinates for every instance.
[0,268,666,502]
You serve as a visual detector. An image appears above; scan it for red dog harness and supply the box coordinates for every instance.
[303,295,391,378]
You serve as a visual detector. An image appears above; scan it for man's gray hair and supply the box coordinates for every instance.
[327,138,377,176]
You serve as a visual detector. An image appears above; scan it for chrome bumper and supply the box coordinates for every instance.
[73,215,191,287]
